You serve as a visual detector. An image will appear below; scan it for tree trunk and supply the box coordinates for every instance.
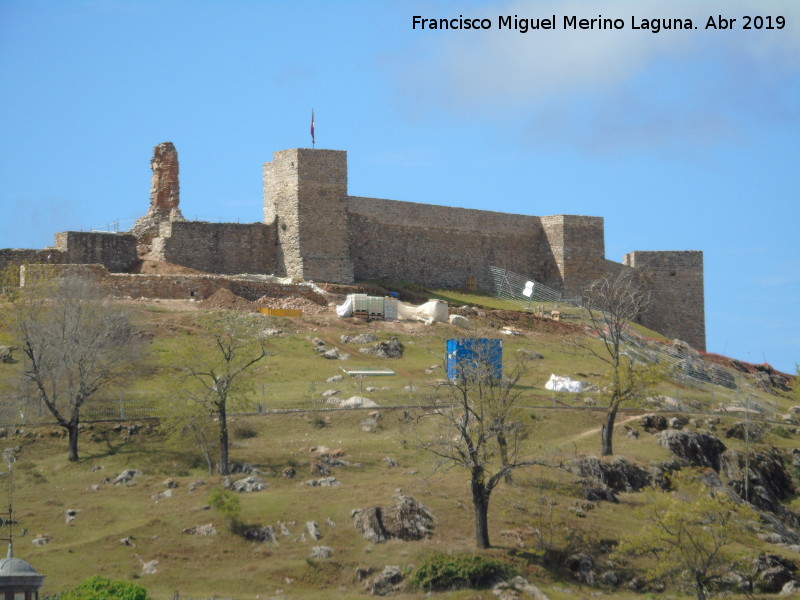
[497,432,512,484]
[694,573,706,600]
[471,480,491,549]
[67,423,80,462]
[600,402,619,456]
[218,403,230,475]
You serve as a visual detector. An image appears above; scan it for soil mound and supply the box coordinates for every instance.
[201,288,255,310]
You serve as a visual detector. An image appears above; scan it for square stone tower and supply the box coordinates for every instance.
[263,149,354,283]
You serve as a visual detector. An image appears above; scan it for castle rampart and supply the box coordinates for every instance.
[1,143,706,350]
[151,221,275,275]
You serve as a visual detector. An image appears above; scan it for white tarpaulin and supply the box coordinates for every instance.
[544,374,583,393]
[336,296,353,317]
[397,300,449,325]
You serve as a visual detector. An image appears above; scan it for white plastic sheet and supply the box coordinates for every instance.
[544,374,583,393]
[335,296,353,317]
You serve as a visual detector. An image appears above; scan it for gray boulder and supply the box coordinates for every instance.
[310,545,332,559]
[352,494,435,543]
[368,566,404,596]
[230,475,268,493]
[112,469,142,485]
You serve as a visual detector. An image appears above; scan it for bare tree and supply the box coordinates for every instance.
[583,270,654,456]
[418,342,549,549]
[184,313,268,475]
[9,273,140,462]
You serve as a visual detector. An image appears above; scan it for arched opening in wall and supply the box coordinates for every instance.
[670,271,676,276]
[190,290,196,300]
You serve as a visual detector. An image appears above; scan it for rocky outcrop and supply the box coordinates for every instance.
[753,553,797,593]
[657,430,726,471]
[567,457,651,492]
[352,494,435,543]
[131,142,185,247]
[358,338,404,358]
[720,448,798,527]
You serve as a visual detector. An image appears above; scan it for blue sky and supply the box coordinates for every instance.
[1,0,798,373]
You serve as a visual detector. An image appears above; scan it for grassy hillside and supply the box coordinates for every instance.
[0,292,797,599]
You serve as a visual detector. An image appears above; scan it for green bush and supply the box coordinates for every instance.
[209,487,242,530]
[62,575,150,600]
[409,553,512,591]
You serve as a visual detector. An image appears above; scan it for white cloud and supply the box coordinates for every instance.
[395,0,800,151]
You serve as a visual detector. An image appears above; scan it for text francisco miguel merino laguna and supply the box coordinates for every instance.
[412,14,787,33]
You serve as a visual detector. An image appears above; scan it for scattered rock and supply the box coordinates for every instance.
[657,430,726,471]
[368,566,404,596]
[601,571,618,586]
[493,576,550,599]
[188,480,205,493]
[580,484,618,504]
[278,521,293,536]
[725,421,765,442]
[112,469,142,485]
[448,314,471,328]
[359,338,404,359]
[0,346,16,364]
[326,375,344,383]
[566,552,595,585]
[303,477,339,487]
[230,475,268,493]
[306,521,322,540]
[162,478,178,489]
[328,396,379,409]
[141,559,159,575]
[119,536,135,546]
[282,466,296,479]
[31,534,50,546]
[382,457,398,468]
[781,580,800,595]
[355,566,375,582]
[322,389,340,398]
[341,333,377,345]
[322,348,340,360]
[65,509,80,524]
[361,418,380,432]
[517,349,544,360]
[241,525,277,543]
[668,416,687,429]
[353,494,435,543]
[310,545,332,559]
[182,523,216,536]
[151,489,173,501]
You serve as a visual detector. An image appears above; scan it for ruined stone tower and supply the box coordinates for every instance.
[131,142,185,250]
[263,149,354,283]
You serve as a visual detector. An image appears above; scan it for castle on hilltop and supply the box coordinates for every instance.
[1,142,705,349]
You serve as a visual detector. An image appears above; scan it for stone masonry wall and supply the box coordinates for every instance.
[151,221,275,275]
[541,215,606,298]
[624,251,705,350]
[54,231,138,272]
[0,248,66,275]
[20,264,321,303]
[263,149,354,283]
[347,197,558,290]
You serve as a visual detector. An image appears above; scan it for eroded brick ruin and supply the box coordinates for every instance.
[1,142,706,349]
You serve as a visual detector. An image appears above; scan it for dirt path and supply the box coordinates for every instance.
[570,413,642,442]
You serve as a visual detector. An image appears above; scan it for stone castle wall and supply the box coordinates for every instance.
[2,144,707,351]
[347,196,559,290]
[20,264,321,303]
[624,251,705,350]
[54,232,138,272]
[151,221,275,275]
